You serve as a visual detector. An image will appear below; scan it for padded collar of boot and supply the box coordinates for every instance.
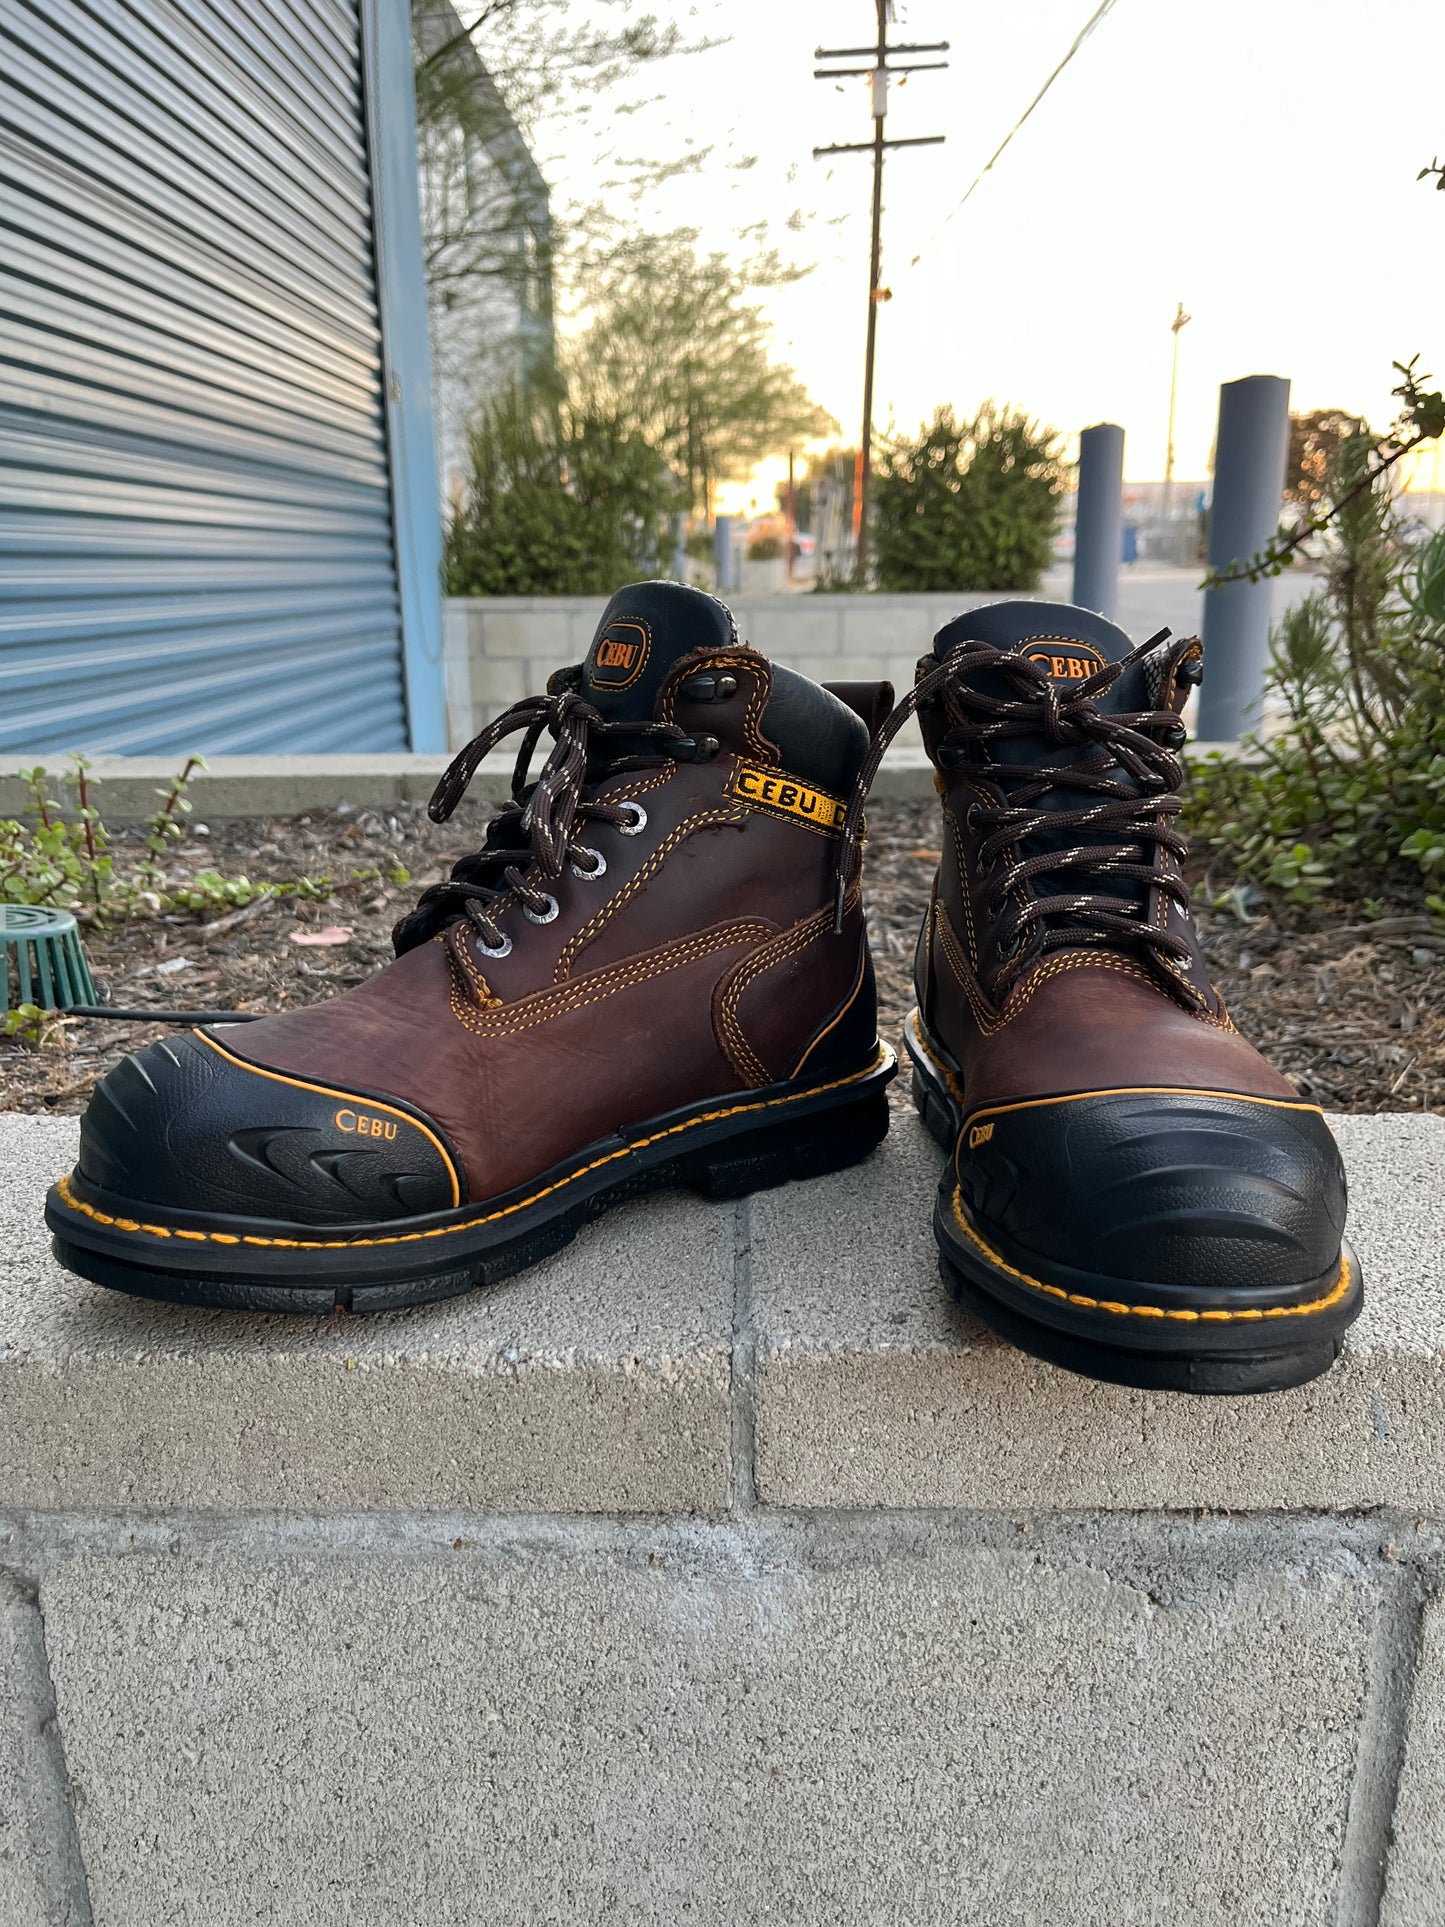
[932,599,1171,721]
[580,581,740,726]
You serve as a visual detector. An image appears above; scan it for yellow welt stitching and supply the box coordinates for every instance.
[949,1187,1351,1324]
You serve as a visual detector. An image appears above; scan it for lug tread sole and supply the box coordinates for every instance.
[49,1056,894,1315]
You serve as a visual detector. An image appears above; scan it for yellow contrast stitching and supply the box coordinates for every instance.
[950,1188,1352,1324]
[933,904,1160,1039]
[960,1081,1326,1130]
[52,1051,889,1253]
[554,805,747,981]
[449,921,773,1039]
[717,887,861,1087]
[791,942,867,1080]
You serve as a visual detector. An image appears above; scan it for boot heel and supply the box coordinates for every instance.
[680,1088,890,1201]
[903,1009,963,1151]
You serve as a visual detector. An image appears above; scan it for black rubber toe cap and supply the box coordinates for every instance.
[957,1090,1348,1293]
[72,1030,464,1227]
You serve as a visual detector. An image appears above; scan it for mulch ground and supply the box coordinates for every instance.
[3,800,1441,1118]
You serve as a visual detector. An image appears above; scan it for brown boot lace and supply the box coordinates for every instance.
[410,688,688,952]
[834,630,1196,989]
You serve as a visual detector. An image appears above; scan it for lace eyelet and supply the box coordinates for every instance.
[475,932,512,959]
[615,801,647,836]
[570,847,606,880]
[523,893,560,925]
[964,801,982,832]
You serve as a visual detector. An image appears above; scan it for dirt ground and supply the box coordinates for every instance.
[3,799,1441,1117]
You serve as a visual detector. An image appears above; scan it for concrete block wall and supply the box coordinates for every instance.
[2,1109,1445,1922]
[448,593,998,746]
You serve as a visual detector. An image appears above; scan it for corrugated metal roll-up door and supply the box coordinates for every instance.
[0,0,414,754]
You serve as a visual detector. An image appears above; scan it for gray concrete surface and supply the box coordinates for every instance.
[0,1574,86,1927]
[6,1110,1443,1518]
[39,1527,1371,1926]
[0,1088,1440,1923]
[753,1111,1445,1514]
[1381,1592,1445,1927]
[0,1120,732,1514]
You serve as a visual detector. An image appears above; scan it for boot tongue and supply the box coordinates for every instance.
[580,580,739,725]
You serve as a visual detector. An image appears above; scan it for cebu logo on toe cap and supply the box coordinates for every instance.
[588,618,651,689]
[1019,637,1107,683]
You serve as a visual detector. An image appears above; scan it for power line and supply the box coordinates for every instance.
[906,0,1120,271]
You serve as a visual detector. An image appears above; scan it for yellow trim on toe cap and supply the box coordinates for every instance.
[197,1030,462,1208]
[50,1048,891,1254]
[949,1188,1353,1325]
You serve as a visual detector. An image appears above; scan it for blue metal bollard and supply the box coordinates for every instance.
[713,515,740,594]
[1072,423,1125,619]
[1198,375,1291,740]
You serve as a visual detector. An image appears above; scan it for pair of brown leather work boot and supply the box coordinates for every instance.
[47,582,1360,1395]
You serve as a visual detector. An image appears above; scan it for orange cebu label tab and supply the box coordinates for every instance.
[1018,638,1107,682]
[725,762,847,834]
[587,618,651,689]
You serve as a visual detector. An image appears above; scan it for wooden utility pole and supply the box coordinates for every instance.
[815,7,947,583]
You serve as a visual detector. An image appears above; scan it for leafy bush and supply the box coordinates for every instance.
[871,403,1065,593]
[746,533,782,561]
[1187,446,1445,918]
[444,387,682,595]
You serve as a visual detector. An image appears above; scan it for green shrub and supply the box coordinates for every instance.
[444,387,682,595]
[0,757,406,926]
[1187,450,1445,919]
[871,403,1065,593]
[746,533,782,561]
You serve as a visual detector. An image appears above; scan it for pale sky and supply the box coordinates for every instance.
[527,0,1444,496]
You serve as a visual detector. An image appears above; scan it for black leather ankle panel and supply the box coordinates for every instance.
[762,664,870,795]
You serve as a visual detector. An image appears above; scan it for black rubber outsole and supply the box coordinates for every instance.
[902,1008,1362,1396]
[47,1049,896,1315]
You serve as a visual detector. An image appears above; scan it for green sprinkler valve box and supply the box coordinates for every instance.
[0,904,98,1014]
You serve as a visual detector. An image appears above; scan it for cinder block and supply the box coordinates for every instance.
[840,599,938,661]
[474,610,571,660]
[467,656,528,712]
[0,1122,733,1515]
[1381,1593,1445,1926]
[41,1531,1370,1926]
[0,1578,64,1925]
[753,1112,1445,1513]
[734,604,841,661]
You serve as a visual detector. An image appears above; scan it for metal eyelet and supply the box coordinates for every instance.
[615,801,647,836]
[570,847,606,880]
[523,893,560,925]
[475,932,512,959]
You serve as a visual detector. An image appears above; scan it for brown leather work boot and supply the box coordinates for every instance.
[838,599,1360,1395]
[47,582,895,1312]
